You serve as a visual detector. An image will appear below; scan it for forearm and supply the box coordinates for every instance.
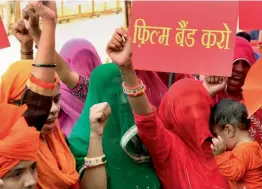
[120,64,153,115]
[32,29,41,47]
[32,21,56,83]
[81,133,106,189]
[33,30,79,88]
[54,51,79,88]
[20,44,33,60]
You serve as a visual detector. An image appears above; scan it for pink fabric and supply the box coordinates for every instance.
[59,39,102,136]
[134,79,229,189]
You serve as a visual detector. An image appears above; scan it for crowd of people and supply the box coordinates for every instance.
[0,1,262,189]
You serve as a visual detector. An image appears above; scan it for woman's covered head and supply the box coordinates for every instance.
[0,103,39,189]
[158,79,213,151]
[0,60,61,135]
[59,38,101,78]
[227,36,256,94]
[59,39,102,135]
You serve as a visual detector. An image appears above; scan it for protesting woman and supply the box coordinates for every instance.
[103,28,230,189]
[1,1,79,188]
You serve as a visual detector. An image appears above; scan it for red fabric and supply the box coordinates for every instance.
[215,37,262,147]
[135,79,229,189]
[137,71,192,108]
[232,37,256,66]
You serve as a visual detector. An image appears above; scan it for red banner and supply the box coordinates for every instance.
[129,1,238,76]
[0,18,10,49]
[239,1,262,30]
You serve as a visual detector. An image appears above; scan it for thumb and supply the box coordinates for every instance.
[124,38,133,54]
[14,31,24,39]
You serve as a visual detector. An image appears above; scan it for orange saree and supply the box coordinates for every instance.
[1,60,79,188]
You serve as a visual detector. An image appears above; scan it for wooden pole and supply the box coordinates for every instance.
[92,0,95,15]
[61,1,64,17]
[104,1,107,11]
[124,1,130,27]
[15,1,20,22]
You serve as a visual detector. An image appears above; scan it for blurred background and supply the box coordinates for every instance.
[0,0,128,77]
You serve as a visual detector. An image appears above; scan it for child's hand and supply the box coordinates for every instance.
[211,136,226,156]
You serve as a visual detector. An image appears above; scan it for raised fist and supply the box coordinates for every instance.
[90,102,111,136]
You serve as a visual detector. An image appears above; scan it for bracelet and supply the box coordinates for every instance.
[21,50,33,55]
[122,79,142,90]
[32,63,56,68]
[84,154,107,168]
[124,86,146,97]
[122,79,146,97]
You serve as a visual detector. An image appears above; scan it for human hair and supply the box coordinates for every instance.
[210,99,250,134]
[236,31,251,42]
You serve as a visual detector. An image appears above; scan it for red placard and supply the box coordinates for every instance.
[0,18,10,49]
[129,1,238,76]
[239,1,262,30]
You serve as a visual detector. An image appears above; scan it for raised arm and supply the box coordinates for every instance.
[80,102,109,189]
[106,28,153,115]
[106,28,172,166]
[22,5,80,89]
[29,1,57,83]
[19,1,57,131]
[12,20,34,60]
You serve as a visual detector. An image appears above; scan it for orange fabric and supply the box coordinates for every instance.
[36,123,79,189]
[215,141,262,189]
[1,61,79,188]
[243,58,262,117]
[1,60,34,103]
[0,60,59,103]
[0,103,39,178]
[30,74,56,89]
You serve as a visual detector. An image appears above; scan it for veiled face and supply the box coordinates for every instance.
[2,161,37,189]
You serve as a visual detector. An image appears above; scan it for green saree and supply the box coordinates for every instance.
[69,63,161,189]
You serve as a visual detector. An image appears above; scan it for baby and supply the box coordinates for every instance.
[210,98,262,189]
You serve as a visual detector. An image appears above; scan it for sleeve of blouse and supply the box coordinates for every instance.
[69,74,89,102]
[215,148,247,182]
[134,107,173,168]
[21,74,55,131]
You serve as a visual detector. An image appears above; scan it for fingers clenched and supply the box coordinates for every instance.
[90,102,111,123]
